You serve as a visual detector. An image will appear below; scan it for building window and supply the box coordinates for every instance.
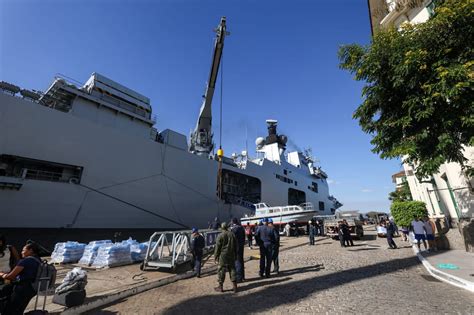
[319,201,325,211]
[427,0,436,16]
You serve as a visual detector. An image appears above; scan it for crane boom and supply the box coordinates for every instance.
[189,17,228,156]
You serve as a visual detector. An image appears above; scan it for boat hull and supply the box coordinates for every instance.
[240,210,316,226]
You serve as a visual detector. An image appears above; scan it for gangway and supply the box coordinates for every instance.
[140,229,221,271]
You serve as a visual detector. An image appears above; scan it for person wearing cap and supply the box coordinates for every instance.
[255,218,275,278]
[230,218,246,282]
[214,222,238,293]
[268,219,280,274]
[308,220,316,245]
[190,228,205,277]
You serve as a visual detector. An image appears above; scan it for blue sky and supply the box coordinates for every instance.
[0,0,402,213]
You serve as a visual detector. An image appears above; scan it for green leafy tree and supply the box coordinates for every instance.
[338,0,474,179]
[391,201,428,227]
[389,181,413,202]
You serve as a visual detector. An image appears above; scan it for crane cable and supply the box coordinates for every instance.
[219,53,224,150]
[77,182,190,229]
[216,52,224,201]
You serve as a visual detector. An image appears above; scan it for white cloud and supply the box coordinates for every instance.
[327,179,335,184]
[361,189,373,193]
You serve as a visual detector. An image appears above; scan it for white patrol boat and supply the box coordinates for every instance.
[240,202,318,227]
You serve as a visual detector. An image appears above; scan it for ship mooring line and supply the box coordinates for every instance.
[162,174,184,224]
[77,183,190,229]
[95,172,164,190]
[161,173,221,204]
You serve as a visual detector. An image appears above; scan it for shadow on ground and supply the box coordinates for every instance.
[159,256,423,314]
[347,248,379,252]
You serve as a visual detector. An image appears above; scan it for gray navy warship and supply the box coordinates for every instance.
[0,17,341,246]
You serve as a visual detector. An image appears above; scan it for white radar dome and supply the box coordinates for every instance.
[255,137,265,148]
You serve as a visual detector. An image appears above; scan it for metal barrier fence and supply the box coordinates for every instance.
[140,230,221,271]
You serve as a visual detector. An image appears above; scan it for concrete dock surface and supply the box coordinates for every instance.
[0,226,470,313]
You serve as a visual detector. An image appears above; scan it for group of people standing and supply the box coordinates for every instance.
[411,216,437,252]
[192,217,281,293]
[337,220,354,247]
[377,215,437,251]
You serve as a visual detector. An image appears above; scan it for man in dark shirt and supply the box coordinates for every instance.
[190,228,205,277]
[386,220,398,249]
[230,218,246,282]
[342,220,354,247]
[268,219,280,274]
[308,220,317,245]
[255,218,275,278]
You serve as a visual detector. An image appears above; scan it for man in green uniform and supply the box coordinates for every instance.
[214,222,238,293]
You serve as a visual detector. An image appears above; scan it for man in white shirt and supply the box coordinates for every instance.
[411,216,427,250]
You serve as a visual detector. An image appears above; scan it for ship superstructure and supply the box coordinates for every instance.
[0,17,341,244]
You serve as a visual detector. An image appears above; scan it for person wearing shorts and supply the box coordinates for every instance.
[411,216,427,251]
[400,226,409,242]
[423,216,437,252]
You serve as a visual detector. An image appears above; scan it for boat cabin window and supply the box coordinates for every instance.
[319,201,325,211]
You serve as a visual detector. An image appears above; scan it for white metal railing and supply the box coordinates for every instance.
[141,230,221,271]
[23,169,63,182]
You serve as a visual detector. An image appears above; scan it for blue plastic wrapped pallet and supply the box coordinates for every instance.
[91,242,133,268]
[51,242,86,264]
[130,242,148,262]
[78,240,113,266]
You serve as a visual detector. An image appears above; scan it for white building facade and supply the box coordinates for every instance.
[369,0,474,223]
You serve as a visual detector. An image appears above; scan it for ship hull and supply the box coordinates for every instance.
[0,92,334,245]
